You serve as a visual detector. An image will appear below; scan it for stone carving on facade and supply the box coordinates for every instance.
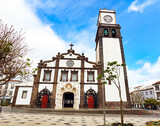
[55,82,80,109]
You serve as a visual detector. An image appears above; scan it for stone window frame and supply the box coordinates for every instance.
[43,70,52,81]
[60,70,68,82]
[9,91,13,96]
[155,85,159,91]
[21,91,27,99]
[150,90,152,95]
[157,92,160,100]
[87,71,95,82]
[11,84,14,89]
[70,71,78,82]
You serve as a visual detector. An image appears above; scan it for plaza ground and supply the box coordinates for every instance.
[0,107,160,126]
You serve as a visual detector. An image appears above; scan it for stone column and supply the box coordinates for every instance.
[79,57,84,108]
[98,66,104,108]
[51,56,59,108]
[12,86,19,107]
[30,64,42,108]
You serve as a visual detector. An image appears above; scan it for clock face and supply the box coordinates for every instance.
[66,60,74,67]
[103,15,113,23]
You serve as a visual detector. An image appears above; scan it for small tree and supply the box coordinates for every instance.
[130,91,144,108]
[0,19,32,113]
[144,98,160,109]
[97,61,126,125]
[0,19,31,85]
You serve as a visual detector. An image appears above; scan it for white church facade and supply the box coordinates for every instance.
[12,9,130,109]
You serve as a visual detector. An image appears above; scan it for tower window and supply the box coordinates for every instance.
[111,29,116,37]
[104,29,108,36]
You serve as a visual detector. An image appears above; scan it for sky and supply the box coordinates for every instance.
[0,0,160,88]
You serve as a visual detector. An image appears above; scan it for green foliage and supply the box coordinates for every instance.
[32,68,38,74]
[144,98,160,106]
[146,120,160,126]
[97,61,125,85]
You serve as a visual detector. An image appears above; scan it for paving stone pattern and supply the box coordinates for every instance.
[0,112,160,126]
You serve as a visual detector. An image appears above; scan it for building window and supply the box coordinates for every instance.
[155,85,159,91]
[150,91,152,95]
[71,71,78,82]
[145,91,148,95]
[142,92,144,96]
[104,29,108,36]
[0,90,1,95]
[11,84,14,89]
[157,92,160,100]
[21,91,27,99]
[61,71,68,81]
[111,29,116,37]
[0,86,2,89]
[87,71,94,82]
[43,70,51,81]
[9,91,13,96]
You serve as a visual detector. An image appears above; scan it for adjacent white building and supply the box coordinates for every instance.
[141,85,155,100]
[152,81,160,101]
[0,81,33,103]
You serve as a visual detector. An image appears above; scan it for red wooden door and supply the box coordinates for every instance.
[41,95,48,108]
[88,95,94,108]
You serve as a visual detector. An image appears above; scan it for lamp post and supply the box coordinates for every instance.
[101,77,106,126]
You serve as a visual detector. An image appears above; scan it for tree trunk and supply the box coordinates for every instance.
[120,99,124,126]
[0,82,9,113]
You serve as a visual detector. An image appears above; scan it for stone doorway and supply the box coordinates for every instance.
[63,92,74,108]
[84,88,98,108]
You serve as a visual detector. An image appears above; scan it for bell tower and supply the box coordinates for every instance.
[95,9,130,107]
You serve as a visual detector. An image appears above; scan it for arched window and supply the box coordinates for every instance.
[104,29,108,36]
[111,29,116,37]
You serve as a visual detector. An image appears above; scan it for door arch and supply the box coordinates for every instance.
[35,87,52,108]
[63,92,74,108]
[84,88,98,108]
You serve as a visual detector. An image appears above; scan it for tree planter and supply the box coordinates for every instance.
[111,123,134,126]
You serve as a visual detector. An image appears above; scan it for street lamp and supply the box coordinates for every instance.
[101,77,106,126]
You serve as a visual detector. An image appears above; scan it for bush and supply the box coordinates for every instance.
[2,101,10,106]
[146,120,160,126]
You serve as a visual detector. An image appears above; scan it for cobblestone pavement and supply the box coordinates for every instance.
[0,107,160,126]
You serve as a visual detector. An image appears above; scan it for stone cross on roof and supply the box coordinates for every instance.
[70,43,74,50]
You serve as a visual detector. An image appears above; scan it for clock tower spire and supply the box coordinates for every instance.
[95,9,131,108]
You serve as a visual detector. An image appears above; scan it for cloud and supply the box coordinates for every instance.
[128,56,160,87]
[123,40,129,45]
[135,59,146,65]
[128,0,157,13]
[0,0,97,69]
[0,0,68,67]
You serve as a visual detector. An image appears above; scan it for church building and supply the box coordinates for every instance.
[12,9,130,109]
